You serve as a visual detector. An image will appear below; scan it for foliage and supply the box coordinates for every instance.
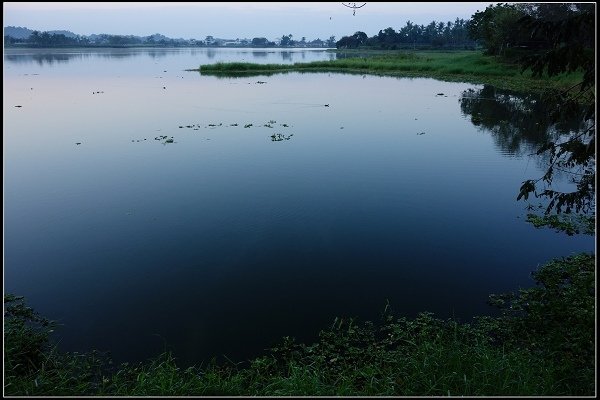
[336,31,368,49]
[526,213,595,236]
[6,30,188,48]
[514,3,595,215]
[280,34,295,47]
[337,18,475,50]
[25,30,87,47]
[4,294,55,377]
[4,294,114,396]
[468,3,525,55]
[251,37,276,47]
[484,252,595,393]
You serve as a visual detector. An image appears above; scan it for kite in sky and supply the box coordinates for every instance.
[342,3,367,16]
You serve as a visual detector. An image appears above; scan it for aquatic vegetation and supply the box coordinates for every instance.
[271,133,293,141]
[171,121,293,135]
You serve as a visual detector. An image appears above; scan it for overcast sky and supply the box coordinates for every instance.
[3,2,494,40]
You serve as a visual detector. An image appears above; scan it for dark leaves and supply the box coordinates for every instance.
[517,180,536,201]
[514,5,595,215]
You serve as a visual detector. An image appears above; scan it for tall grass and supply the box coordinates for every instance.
[196,51,584,93]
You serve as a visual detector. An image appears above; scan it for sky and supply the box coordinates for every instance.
[3,2,494,41]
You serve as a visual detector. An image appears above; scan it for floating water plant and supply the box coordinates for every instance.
[271,133,293,141]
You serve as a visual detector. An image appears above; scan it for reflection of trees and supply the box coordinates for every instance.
[144,50,171,60]
[3,50,146,65]
[5,53,79,66]
[281,51,293,61]
[459,85,588,157]
[252,51,268,58]
[205,48,216,59]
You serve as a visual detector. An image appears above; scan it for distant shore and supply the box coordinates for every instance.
[3,44,333,49]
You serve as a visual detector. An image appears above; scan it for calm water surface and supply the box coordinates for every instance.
[4,48,594,366]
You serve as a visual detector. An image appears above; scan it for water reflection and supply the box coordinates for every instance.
[459,85,589,157]
[252,51,268,58]
[5,49,151,65]
[4,47,338,66]
[5,48,594,367]
[4,52,75,66]
[205,48,217,59]
[281,51,293,61]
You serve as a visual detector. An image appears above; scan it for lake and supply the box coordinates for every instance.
[3,47,594,367]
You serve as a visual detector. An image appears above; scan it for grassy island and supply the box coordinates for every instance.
[193,50,584,93]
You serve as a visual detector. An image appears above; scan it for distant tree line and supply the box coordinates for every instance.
[277,34,337,48]
[4,30,337,48]
[4,31,195,47]
[336,18,475,49]
[5,31,84,47]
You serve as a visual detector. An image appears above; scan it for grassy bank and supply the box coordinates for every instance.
[4,252,595,396]
[194,50,583,93]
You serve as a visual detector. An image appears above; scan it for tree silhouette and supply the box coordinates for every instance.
[514,4,595,215]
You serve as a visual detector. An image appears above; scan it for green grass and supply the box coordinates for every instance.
[193,50,585,93]
[4,252,595,396]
